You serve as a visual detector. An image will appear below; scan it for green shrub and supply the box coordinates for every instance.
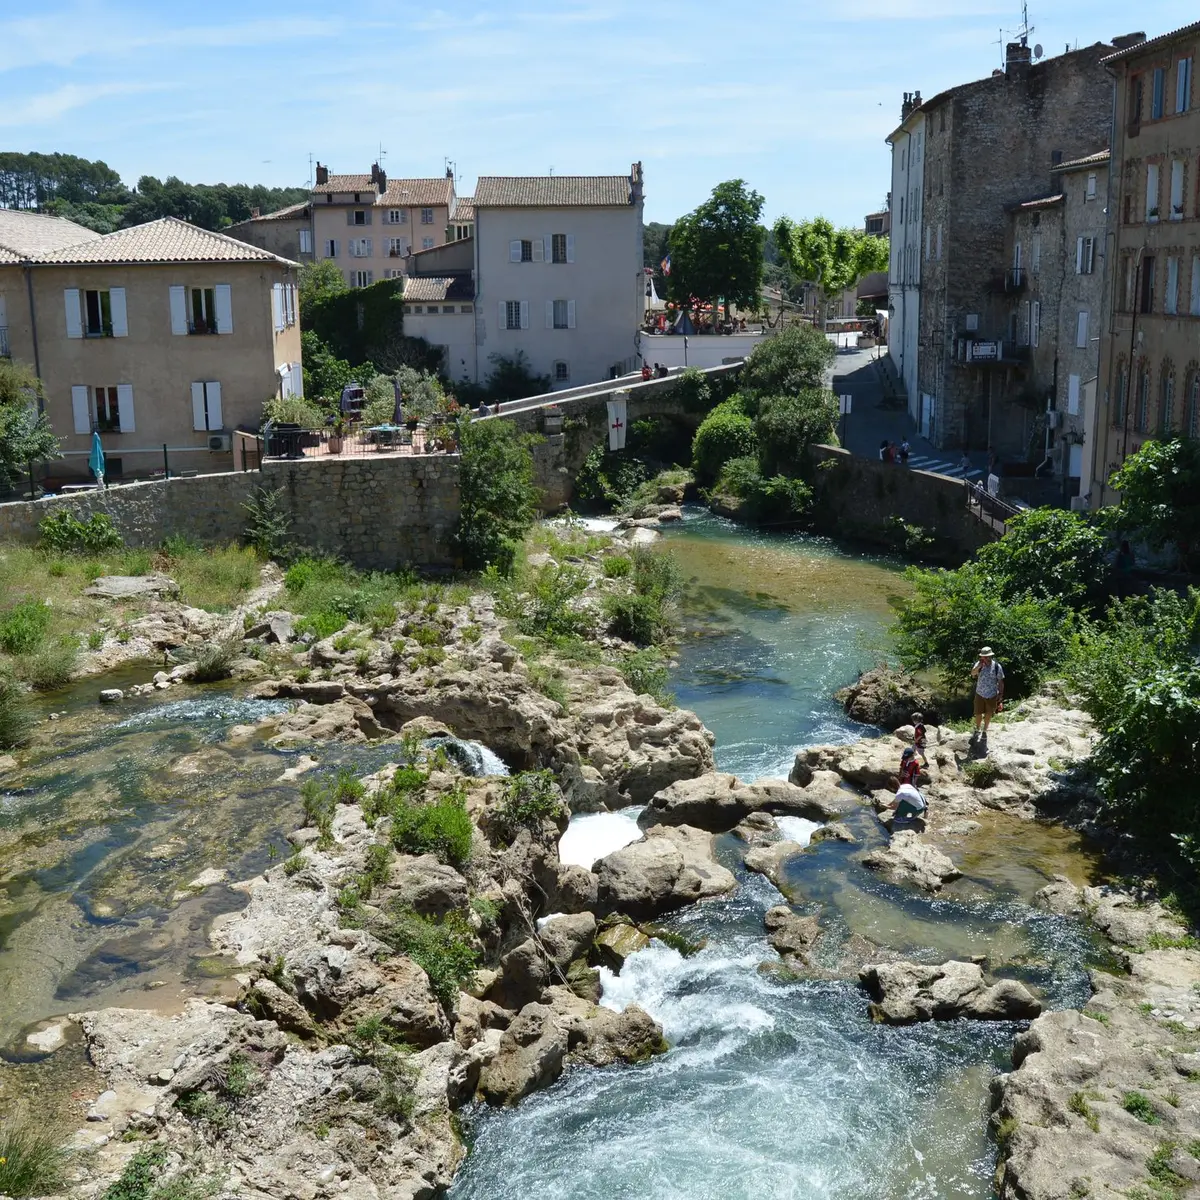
[962,759,999,788]
[670,366,713,414]
[573,445,652,512]
[691,398,756,486]
[1068,1090,1100,1133]
[385,908,478,1007]
[0,674,31,749]
[190,638,239,683]
[619,646,673,706]
[22,637,78,691]
[412,645,446,670]
[604,593,666,647]
[603,555,632,578]
[1122,1091,1161,1124]
[408,623,444,647]
[754,388,839,475]
[518,563,591,639]
[714,456,813,524]
[389,786,473,866]
[528,661,569,708]
[296,610,348,640]
[87,629,105,650]
[302,777,337,846]
[359,842,391,897]
[738,323,836,408]
[883,515,935,557]
[1106,437,1200,571]
[0,1114,71,1198]
[0,599,51,655]
[100,1145,167,1200]
[492,770,564,843]
[39,511,122,554]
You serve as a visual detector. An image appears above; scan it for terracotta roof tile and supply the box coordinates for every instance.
[0,209,102,262]
[312,173,374,194]
[255,201,311,222]
[451,198,474,222]
[474,176,632,207]
[379,178,453,207]
[32,216,296,266]
[1053,149,1111,172]
[403,276,474,303]
[1102,23,1200,64]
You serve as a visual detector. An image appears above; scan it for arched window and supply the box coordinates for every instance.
[1160,360,1175,434]
[1115,356,1129,425]
[1135,359,1151,431]
[1186,364,1200,438]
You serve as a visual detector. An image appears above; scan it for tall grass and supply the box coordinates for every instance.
[0,674,32,748]
[0,1112,71,1198]
[162,542,261,612]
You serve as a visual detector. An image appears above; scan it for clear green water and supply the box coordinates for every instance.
[449,511,1105,1200]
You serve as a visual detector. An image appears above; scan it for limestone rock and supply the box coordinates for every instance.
[267,697,387,746]
[860,830,961,892]
[641,771,852,832]
[99,688,124,704]
[834,666,940,729]
[244,611,295,643]
[496,938,552,1010]
[477,1002,568,1105]
[764,906,821,960]
[859,960,1041,1024]
[387,854,468,917]
[594,921,651,971]
[539,912,597,969]
[810,822,857,845]
[743,840,804,887]
[86,574,179,599]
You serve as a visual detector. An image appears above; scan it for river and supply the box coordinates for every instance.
[448,510,1105,1200]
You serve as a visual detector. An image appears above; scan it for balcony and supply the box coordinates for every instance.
[0,326,8,357]
[187,320,218,335]
[990,267,1027,295]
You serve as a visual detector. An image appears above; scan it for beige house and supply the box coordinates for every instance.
[311,164,456,286]
[2,214,301,481]
[1093,22,1200,505]
[226,201,314,264]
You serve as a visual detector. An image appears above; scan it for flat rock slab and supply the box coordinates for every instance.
[642,771,858,832]
[860,830,961,892]
[85,574,179,599]
[859,959,1041,1024]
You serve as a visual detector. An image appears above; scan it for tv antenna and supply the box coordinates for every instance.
[377,143,387,164]
[1017,1,1035,47]
[444,157,457,183]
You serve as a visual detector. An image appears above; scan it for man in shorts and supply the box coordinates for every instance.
[971,646,1004,743]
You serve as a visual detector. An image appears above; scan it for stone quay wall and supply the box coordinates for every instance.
[806,444,997,563]
[0,455,460,570]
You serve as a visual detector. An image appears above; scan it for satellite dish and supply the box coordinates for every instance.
[1033,43,1043,59]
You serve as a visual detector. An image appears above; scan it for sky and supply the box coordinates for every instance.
[4,0,1198,227]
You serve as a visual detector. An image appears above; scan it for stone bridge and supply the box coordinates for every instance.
[486,363,742,509]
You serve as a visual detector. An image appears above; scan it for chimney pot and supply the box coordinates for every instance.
[315,163,328,186]
[1005,40,1032,79]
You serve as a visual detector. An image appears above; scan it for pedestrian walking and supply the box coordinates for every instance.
[911,712,928,766]
[886,440,898,463]
[959,449,971,474]
[970,646,1004,744]
[899,439,910,465]
[879,439,889,462]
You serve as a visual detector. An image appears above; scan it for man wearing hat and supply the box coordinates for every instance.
[970,646,1004,743]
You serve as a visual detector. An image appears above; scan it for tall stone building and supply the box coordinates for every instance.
[1092,22,1200,507]
[889,37,1123,457]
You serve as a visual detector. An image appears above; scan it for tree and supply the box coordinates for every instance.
[668,180,765,322]
[298,259,349,323]
[1107,438,1200,571]
[0,361,60,492]
[754,389,839,475]
[453,417,539,572]
[738,323,835,410]
[299,330,365,409]
[772,216,889,327]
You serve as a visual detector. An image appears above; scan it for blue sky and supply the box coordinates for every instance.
[3,1,1196,226]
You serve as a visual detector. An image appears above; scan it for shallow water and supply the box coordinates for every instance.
[449,515,1106,1200]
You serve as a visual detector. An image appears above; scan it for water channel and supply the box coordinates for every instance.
[448,510,1106,1200]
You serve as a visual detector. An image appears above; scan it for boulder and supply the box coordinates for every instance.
[539,912,597,969]
[860,830,961,892]
[550,864,599,914]
[810,822,857,845]
[743,841,805,888]
[267,697,388,746]
[477,1002,569,1105]
[244,611,295,644]
[99,688,124,704]
[496,938,551,1010]
[859,960,1041,1024]
[764,906,822,960]
[85,574,179,599]
[594,921,651,971]
[387,854,468,917]
[833,666,940,729]
[641,771,850,832]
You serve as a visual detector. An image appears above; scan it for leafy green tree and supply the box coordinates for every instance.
[691,398,757,485]
[738,323,835,410]
[754,389,839,474]
[772,215,889,326]
[299,330,365,409]
[668,180,765,322]
[299,259,349,322]
[1107,438,1200,570]
[0,361,60,492]
[453,416,539,571]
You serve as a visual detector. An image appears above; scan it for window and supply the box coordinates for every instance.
[1178,57,1194,114]
[1032,235,1041,273]
[71,383,132,434]
[521,240,533,262]
[1075,236,1096,275]
[421,208,434,224]
[441,305,454,314]
[1031,300,1040,347]
[189,287,217,334]
[549,299,575,329]
[298,229,312,254]
[898,197,904,225]
[85,289,112,337]
[1129,75,1144,131]
[553,360,569,383]
[1160,364,1175,432]
[1166,256,1180,315]
[350,209,369,226]
[385,237,410,258]
[1140,256,1156,312]
[93,385,119,431]
[505,300,522,330]
[1086,172,1097,200]
[551,233,574,264]
[925,227,931,261]
[936,224,943,260]
[190,381,223,432]
[1170,160,1184,218]
[324,239,338,258]
[349,238,372,257]
[1115,359,1129,425]
[387,208,408,224]
[1187,369,1200,436]
[1147,163,1160,220]
[1013,241,1022,271]
[272,283,296,331]
[410,305,422,314]
[1192,256,1200,315]
[460,304,473,313]
[1075,309,1089,348]
[349,270,373,288]
[1152,67,1166,119]
[1067,374,1081,416]
[422,237,435,250]
[1136,361,1151,430]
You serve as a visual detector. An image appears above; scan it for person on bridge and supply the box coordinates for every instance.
[899,439,910,465]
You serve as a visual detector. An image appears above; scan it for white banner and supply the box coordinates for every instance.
[606,394,628,452]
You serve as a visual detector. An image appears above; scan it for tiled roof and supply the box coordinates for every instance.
[312,173,373,194]
[1053,149,1111,172]
[403,275,474,303]
[0,209,102,263]
[256,201,310,222]
[32,216,296,266]
[407,237,473,260]
[379,178,453,207]
[451,198,474,222]
[1010,194,1065,212]
[1102,22,1200,63]
[474,176,633,208]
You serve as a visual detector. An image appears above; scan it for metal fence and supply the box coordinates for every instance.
[256,420,458,464]
[966,480,1021,535]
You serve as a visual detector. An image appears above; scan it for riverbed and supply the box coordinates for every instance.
[448,511,1106,1200]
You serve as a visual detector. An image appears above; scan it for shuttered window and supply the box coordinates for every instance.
[191,381,223,431]
[1170,160,1184,219]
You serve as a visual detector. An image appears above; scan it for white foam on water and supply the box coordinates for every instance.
[470,743,510,777]
[557,806,644,869]
[774,816,822,847]
[553,515,619,533]
[536,912,566,930]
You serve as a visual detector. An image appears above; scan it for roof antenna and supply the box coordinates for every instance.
[549,166,555,176]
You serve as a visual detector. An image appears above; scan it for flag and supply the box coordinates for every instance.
[660,254,671,276]
[606,394,628,452]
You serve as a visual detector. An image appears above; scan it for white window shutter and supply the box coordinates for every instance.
[64,289,82,338]
[532,238,544,262]
[1192,257,1200,315]
[1068,374,1081,415]
[116,384,135,433]
[291,362,303,398]
[566,235,575,263]
[169,285,187,335]
[1171,160,1184,215]
[71,385,90,433]
[509,240,522,263]
[545,300,554,329]
[207,381,223,430]
[272,284,283,332]
[191,382,207,431]
[544,236,552,262]
[520,300,529,330]
[1075,237,1084,273]
[109,288,128,337]
[1076,310,1089,348]
[499,301,507,329]
[346,211,354,226]
[214,284,232,334]
[567,299,576,329]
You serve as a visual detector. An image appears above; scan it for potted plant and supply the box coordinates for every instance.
[327,415,347,454]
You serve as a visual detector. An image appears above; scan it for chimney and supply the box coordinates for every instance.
[630,161,644,203]
[370,162,386,192]
[1111,32,1146,51]
[315,162,328,186]
[1006,41,1032,79]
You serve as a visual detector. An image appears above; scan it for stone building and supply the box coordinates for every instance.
[1093,22,1200,506]
[893,37,1124,455]
[226,201,314,264]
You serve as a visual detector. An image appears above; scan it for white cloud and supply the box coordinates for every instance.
[0,81,167,127]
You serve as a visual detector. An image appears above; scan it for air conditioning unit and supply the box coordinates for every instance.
[208,432,232,452]
[1070,496,1089,511]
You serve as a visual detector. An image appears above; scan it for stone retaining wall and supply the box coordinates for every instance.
[0,455,460,570]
